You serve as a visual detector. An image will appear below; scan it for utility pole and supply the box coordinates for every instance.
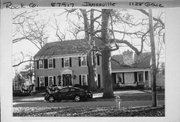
[149,9,157,107]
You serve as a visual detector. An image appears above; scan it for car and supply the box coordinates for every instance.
[73,84,88,90]
[44,86,92,102]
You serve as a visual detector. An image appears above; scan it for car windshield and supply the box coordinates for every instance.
[60,88,69,93]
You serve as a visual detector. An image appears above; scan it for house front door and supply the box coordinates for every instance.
[62,74,72,86]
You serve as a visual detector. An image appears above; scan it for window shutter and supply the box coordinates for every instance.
[37,60,39,69]
[69,57,72,67]
[134,72,137,83]
[54,76,56,85]
[79,75,81,85]
[53,59,56,68]
[45,77,48,86]
[62,58,64,68]
[98,74,101,88]
[37,77,39,87]
[97,55,100,65]
[44,59,48,69]
[78,57,81,67]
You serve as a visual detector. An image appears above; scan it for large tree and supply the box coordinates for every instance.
[60,9,165,98]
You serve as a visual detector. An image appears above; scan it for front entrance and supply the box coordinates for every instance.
[62,74,72,86]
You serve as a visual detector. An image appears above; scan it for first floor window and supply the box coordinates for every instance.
[49,76,54,86]
[39,77,44,86]
[81,74,87,85]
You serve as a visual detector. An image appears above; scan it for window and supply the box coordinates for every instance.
[60,88,69,93]
[39,60,43,69]
[48,59,53,68]
[81,74,87,85]
[70,88,76,92]
[81,57,87,66]
[49,76,54,86]
[64,58,69,67]
[39,77,44,87]
[63,57,71,67]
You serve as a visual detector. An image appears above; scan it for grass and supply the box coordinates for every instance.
[13,105,165,117]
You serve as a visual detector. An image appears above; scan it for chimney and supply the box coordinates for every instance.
[123,50,134,65]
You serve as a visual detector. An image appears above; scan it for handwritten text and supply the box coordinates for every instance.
[129,2,164,7]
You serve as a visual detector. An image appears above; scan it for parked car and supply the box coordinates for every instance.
[44,86,92,102]
[73,84,88,90]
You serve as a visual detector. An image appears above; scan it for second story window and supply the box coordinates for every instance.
[64,58,69,67]
[62,57,72,68]
[81,57,87,66]
[48,59,53,68]
[39,60,44,69]
[79,56,87,67]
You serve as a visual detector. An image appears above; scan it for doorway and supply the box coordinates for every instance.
[62,74,72,86]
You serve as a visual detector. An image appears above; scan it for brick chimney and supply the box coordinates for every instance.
[122,50,134,65]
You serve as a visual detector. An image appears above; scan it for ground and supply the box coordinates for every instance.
[13,90,165,117]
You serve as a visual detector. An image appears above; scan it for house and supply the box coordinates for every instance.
[111,50,152,89]
[34,39,161,90]
[34,39,102,89]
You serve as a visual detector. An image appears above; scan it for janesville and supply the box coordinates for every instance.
[82,2,116,7]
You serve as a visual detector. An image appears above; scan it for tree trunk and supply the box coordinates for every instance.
[81,9,97,91]
[149,9,157,107]
[102,46,114,98]
[101,9,114,98]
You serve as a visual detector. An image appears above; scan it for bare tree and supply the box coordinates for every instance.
[58,8,165,98]
[12,10,49,67]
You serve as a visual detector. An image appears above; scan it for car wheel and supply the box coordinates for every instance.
[48,96,55,102]
[74,95,81,102]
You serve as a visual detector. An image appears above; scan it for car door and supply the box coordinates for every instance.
[68,88,77,100]
[58,88,69,100]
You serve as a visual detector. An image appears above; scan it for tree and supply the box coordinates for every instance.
[101,9,114,98]
[149,9,157,107]
[12,10,49,67]
[59,9,165,98]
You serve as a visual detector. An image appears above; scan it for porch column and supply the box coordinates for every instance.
[148,71,151,88]
[143,71,146,88]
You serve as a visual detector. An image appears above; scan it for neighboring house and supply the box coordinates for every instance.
[13,69,35,91]
[111,50,152,89]
[34,39,164,90]
[34,39,102,89]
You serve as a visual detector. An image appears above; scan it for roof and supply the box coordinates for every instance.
[34,39,90,59]
[111,52,151,70]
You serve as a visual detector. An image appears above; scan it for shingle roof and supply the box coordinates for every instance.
[34,39,90,59]
[111,52,151,70]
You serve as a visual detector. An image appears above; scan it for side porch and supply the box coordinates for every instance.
[112,69,151,89]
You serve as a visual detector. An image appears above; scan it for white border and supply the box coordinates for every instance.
[1,2,180,122]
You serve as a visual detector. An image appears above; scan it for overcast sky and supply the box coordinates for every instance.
[12,8,165,72]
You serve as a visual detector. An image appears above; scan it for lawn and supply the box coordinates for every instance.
[13,105,165,117]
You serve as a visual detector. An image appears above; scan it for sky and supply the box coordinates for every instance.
[12,8,165,72]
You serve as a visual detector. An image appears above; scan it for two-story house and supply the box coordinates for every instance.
[34,39,102,89]
[34,39,163,90]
